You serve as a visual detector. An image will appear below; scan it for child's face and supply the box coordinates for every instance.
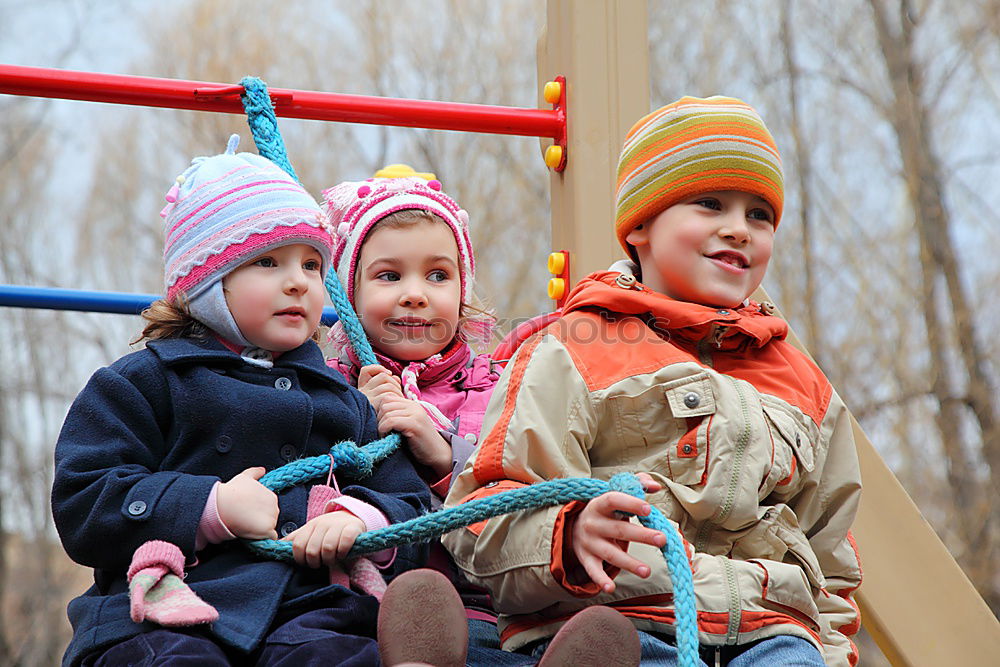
[223,243,326,351]
[626,190,775,307]
[354,219,462,361]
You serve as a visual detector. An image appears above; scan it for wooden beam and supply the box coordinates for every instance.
[538,0,649,284]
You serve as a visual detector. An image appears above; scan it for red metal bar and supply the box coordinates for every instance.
[0,64,564,139]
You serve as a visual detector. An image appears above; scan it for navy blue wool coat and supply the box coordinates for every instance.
[52,337,430,665]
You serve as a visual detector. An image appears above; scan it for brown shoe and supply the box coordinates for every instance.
[537,606,641,667]
[378,569,468,667]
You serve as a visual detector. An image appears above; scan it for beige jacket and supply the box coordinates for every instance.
[443,271,862,665]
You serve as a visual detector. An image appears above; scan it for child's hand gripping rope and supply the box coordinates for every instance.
[245,444,700,667]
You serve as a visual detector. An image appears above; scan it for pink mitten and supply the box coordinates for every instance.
[127,540,218,626]
[348,556,388,601]
[308,469,387,599]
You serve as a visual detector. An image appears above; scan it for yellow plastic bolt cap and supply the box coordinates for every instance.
[543,80,562,104]
[544,145,563,170]
[548,277,566,300]
[547,252,566,275]
[373,164,437,181]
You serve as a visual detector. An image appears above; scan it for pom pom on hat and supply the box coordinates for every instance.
[162,135,333,302]
[614,96,784,258]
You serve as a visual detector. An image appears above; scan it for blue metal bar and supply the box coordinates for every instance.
[0,285,340,326]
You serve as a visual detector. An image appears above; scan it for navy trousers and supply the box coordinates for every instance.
[84,592,382,666]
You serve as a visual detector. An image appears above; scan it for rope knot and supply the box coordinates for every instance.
[330,441,374,477]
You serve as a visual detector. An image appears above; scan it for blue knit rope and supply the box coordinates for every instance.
[239,76,299,183]
[249,469,698,666]
[324,266,378,367]
[239,80,698,665]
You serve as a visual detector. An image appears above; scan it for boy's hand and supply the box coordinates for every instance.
[357,365,404,410]
[377,394,453,477]
[216,467,279,540]
[571,475,667,594]
[282,511,366,568]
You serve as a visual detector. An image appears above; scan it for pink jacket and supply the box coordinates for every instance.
[328,340,501,497]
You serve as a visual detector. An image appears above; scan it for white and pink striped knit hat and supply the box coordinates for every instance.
[161,135,333,302]
[321,176,475,305]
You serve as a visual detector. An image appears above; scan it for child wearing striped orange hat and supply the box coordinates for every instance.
[443,96,863,666]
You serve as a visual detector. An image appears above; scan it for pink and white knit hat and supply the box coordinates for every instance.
[162,135,333,302]
[321,176,475,305]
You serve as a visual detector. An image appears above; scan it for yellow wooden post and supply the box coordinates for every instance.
[539,2,1000,664]
[537,0,649,284]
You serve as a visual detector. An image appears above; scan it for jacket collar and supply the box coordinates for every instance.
[145,337,350,389]
[563,270,788,350]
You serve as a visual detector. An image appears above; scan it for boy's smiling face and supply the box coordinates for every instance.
[626,190,775,308]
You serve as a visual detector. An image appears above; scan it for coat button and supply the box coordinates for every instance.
[464,433,478,445]
[485,481,499,488]
[280,521,298,537]
[280,444,297,461]
[716,309,730,316]
[682,444,694,455]
[683,391,701,409]
[216,435,232,453]
[274,377,292,391]
[128,501,147,516]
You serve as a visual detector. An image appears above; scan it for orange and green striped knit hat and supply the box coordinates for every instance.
[615,96,784,257]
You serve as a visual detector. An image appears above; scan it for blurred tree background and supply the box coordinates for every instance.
[1,0,998,664]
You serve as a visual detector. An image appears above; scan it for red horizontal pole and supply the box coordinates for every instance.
[0,64,564,139]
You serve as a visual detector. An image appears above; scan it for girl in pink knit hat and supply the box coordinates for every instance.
[323,174,496,493]
[323,173,639,666]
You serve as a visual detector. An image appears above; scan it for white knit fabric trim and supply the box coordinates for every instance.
[165,211,327,290]
[335,195,473,303]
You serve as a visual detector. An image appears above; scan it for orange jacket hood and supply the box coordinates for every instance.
[561,271,789,351]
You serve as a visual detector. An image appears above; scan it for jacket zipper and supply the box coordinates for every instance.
[694,373,752,645]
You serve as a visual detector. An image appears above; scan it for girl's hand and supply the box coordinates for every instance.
[216,467,279,540]
[377,394,452,477]
[570,486,667,594]
[357,365,403,410]
[282,511,366,568]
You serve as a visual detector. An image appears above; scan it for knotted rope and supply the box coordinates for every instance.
[238,78,699,666]
[239,77,299,183]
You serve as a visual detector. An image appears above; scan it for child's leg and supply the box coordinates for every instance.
[726,635,825,666]
[526,606,641,667]
[256,596,381,666]
[466,618,535,666]
[631,630,700,666]
[82,630,231,666]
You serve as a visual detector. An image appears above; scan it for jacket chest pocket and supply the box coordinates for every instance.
[662,375,715,484]
[610,373,715,485]
[761,398,818,491]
